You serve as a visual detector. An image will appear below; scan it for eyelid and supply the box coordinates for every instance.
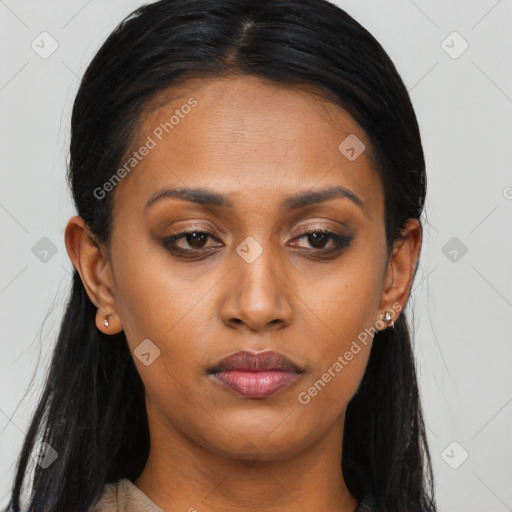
[293,220,349,236]
[166,222,224,239]
[163,217,351,239]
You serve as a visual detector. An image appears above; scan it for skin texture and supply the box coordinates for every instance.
[65,75,421,512]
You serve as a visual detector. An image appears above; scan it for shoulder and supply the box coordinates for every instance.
[87,481,120,512]
[88,478,164,512]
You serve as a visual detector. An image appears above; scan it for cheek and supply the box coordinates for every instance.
[111,249,219,411]
[289,279,377,444]
[295,342,371,436]
[111,239,205,350]
[293,257,381,411]
[300,254,382,346]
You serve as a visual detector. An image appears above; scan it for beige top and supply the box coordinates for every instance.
[89,479,163,512]
[89,478,374,511]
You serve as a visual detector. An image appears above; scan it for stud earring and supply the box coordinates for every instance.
[383,310,394,328]
[102,316,109,327]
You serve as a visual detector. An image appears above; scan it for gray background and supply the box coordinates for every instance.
[1,1,511,510]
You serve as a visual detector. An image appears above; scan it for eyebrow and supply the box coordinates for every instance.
[143,185,365,213]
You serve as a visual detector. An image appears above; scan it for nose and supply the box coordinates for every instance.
[220,243,294,332]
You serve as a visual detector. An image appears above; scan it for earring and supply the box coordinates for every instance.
[102,316,109,327]
[383,310,394,329]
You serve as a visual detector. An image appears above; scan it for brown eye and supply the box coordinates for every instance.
[181,231,209,249]
[291,228,353,252]
[163,230,222,253]
[306,231,330,249]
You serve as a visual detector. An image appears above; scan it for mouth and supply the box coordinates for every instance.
[207,350,304,399]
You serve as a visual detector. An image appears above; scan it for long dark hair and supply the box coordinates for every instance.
[4,1,436,510]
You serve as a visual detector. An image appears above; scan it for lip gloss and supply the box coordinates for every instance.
[211,369,301,399]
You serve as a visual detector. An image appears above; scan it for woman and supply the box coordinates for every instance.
[4,0,436,511]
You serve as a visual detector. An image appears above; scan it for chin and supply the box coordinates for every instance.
[206,427,311,463]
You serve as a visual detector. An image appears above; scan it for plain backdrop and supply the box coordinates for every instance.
[1,1,511,511]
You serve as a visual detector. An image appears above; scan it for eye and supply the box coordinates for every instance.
[163,225,352,257]
[162,229,223,253]
[289,228,353,252]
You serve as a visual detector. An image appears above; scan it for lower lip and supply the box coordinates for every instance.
[210,370,301,399]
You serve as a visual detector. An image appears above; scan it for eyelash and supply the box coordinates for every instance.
[162,226,353,257]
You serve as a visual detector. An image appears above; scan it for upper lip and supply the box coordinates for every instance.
[208,350,303,373]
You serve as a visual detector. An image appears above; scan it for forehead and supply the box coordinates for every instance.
[112,74,383,220]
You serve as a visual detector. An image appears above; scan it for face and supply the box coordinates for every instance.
[67,74,418,464]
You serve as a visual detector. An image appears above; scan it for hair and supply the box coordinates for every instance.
[4,1,436,511]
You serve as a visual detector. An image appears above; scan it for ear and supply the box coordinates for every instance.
[64,215,123,335]
[376,218,422,326]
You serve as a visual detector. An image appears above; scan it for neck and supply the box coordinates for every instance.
[135,411,358,512]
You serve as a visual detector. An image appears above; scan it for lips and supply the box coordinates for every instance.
[208,350,304,399]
